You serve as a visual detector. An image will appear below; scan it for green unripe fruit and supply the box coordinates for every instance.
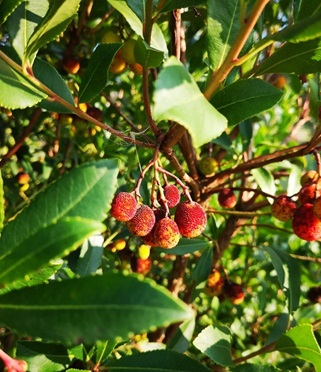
[198,157,217,176]
[101,30,121,43]
[122,38,137,65]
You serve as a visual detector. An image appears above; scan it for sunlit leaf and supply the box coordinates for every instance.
[153,57,227,148]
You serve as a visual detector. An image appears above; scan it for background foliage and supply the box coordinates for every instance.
[0,0,321,371]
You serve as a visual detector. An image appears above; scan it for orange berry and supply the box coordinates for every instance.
[110,192,138,222]
[271,195,296,221]
[154,217,180,249]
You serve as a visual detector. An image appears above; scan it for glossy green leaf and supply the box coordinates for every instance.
[166,317,195,353]
[153,57,227,148]
[271,9,321,43]
[26,0,81,63]
[191,246,213,284]
[156,238,210,255]
[0,264,62,295]
[107,349,211,372]
[276,324,321,371]
[76,234,104,277]
[0,57,47,109]
[255,39,321,75]
[0,159,119,257]
[17,341,70,372]
[0,170,4,232]
[0,217,105,287]
[107,0,167,54]
[159,0,206,13]
[207,0,241,70]
[251,167,276,202]
[266,313,290,345]
[0,0,24,26]
[6,0,49,63]
[0,273,194,345]
[264,247,301,313]
[78,43,121,103]
[33,58,75,112]
[193,325,233,367]
[211,78,283,126]
[135,37,164,68]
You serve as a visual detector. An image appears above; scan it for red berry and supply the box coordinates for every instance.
[224,281,245,305]
[131,257,151,274]
[271,195,296,221]
[158,184,181,208]
[127,205,156,236]
[298,184,317,205]
[154,217,180,249]
[110,192,138,222]
[218,188,237,208]
[174,201,207,238]
[141,209,166,247]
[307,286,321,303]
[292,203,321,241]
[205,270,224,297]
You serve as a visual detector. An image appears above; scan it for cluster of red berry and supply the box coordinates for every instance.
[271,170,321,241]
[110,185,207,249]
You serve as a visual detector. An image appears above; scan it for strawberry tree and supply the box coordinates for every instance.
[0,0,321,371]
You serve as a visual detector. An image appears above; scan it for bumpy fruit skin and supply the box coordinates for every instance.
[205,270,224,297]
[127,204,156,236]
[174,201,207,238]
[141,209,166,247]
[158,184,181,208]
[307,286,321,303]
[271,195,296,221]
[300,170,319,186]
[154,217,180,249]
[110,192,138,222]
[298,183,317,205]
[292,203,321,241]
[224,281,245,305]
[131,257,151,274]
[198,157,217,176]
[218,188,237,208]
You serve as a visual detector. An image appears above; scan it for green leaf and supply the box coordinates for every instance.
[153,57,227,148]
[191,246,213,284]
[26,0,81,63]
[78,43,122,103]
[295,0,321,20]
[232,364,279,372]
[276,324,321,372]
[270,9,321,43]
[107,349,211,372]
[159,0,206,13]
[6,0,49,63]
[76,234,104,277]
[17,341,70,372]
[211,79,283,126]
[0,273,194,345]
[0,0,24,26]
[0,56,47,109]
[166,317,195,353]
[251,167,276,202]
[207,0,241,70]
[264,247,301,313]
[0,217,105,287]
[0,170,4,232]
[193,325,233,367]
[0,159,119,257]
[156,238,210,255]
[254,39,321,75]
[33,58,75,112]
[107,0,168,54]
[135,37,164,68]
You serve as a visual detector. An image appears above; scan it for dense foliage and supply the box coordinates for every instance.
[0,0,321,371]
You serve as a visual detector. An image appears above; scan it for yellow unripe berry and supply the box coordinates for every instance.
[101,30,121,43]
[138,244,151,260]
[122,38,137,65]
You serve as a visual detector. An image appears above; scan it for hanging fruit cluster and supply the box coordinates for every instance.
[110,162,207,250]
[271,169,321,241]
